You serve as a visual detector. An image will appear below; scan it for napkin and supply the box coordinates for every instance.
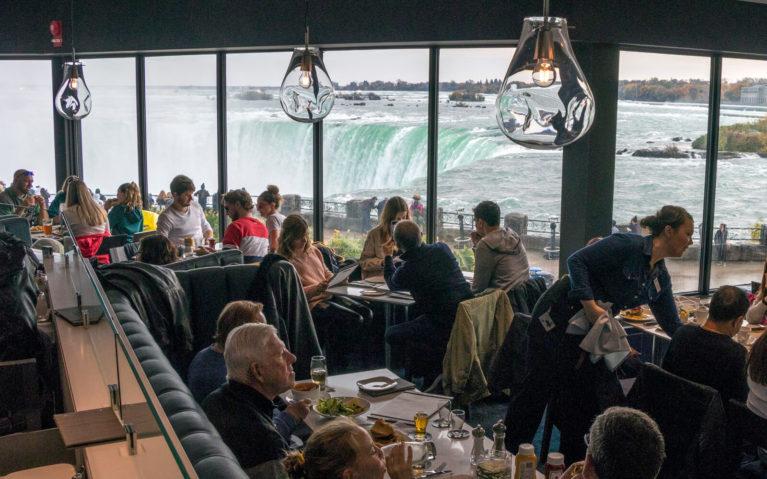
[566,301,630,372]
[360,377,416,397]
[368,391,451,425]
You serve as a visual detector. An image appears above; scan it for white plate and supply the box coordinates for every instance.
[357,376,398,392]
[361,289,387,296]
[619,311,654,322]
[313,397,371,418]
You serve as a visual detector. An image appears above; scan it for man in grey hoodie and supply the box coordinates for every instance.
[470,201,530,293]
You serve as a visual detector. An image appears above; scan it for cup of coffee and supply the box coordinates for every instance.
[694,306,708,325]
[291,381,319,401]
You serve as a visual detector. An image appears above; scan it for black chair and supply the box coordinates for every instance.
[95,234,128,257]
[0,358,41,433]
[628,363,729,479]
[0,216,33,247]
[727,399,767,477]
[132,230,159,243]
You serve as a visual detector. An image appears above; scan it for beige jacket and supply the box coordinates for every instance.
[442,289,514,406]
[359,225,389,279]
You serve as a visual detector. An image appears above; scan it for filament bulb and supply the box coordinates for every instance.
[532,59,556,87]
[299,70,312,89]
[69,77,79,90]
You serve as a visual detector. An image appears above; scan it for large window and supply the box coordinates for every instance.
[81,58,138,199]
[613,52,711,292]
[145,54,219,236]
[226,52,312,225]
[0,61,56,195]
[438,48,562,273]
[708,58,767,289]
[321,49,429,259]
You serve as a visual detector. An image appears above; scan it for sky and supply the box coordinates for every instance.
[1,50,766,88]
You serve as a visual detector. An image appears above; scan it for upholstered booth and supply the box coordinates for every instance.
[166,249,244,271]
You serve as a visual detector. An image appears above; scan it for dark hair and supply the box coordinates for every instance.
[213,300,264,346]
[277,214,311,259]
[223,189,254,211]
[283,417,361,479]
[631,216,638,223]
[748,331,767,385]
[639,205,692,237]
[589,407,665,479]
[708,285,749,323]
[258,185,283,209]
[139,235,179,265]
[473,201,501,227]
[170,175,195,196]
[393,220,421,252]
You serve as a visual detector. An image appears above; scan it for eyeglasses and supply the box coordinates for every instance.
[583,433,590,447]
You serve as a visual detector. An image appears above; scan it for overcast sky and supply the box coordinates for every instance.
[2,50,765,87]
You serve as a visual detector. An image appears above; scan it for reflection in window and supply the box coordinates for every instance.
[0,61,56,194]
[226,52,312,228]
[321,49,429,260]
[145,55,219,237]
[709,58,767,289]
[81,58,138,200]
[438,48,562,273]
[614,51,710,292]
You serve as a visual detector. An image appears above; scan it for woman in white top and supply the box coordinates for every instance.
[746,262,767,325]
[256,184,286,253]
[359,196,409,279]
[61,179,110,238]
[747,331,767,419]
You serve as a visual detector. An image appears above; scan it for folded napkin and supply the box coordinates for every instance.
[368,391,452,425]
[360,377,416,397]
[566,301,630,372]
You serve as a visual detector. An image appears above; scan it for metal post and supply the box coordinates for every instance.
[426,47,439,243]
[216,52,228,240]
[135,55,149,210]
[313,120,323,242]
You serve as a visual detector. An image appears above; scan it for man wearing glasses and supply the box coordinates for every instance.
[0,169,48,225]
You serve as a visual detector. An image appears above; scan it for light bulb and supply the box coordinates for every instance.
[299,70,312,89]
[55,61,92,120]
[532,58,556,87]
[496,16,594,149]
[279,47,335,123]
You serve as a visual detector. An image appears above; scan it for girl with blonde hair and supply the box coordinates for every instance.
[104,182,144,241]
[61,179,109,238]
[359,196,410,278]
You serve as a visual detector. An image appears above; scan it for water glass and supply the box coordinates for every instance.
[432,400,452,428]
[382,441,436,471]
[310,355,328,392]
[737,328,751,345]
[448,408,469,439]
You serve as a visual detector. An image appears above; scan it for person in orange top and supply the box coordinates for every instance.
[278,214,371,371]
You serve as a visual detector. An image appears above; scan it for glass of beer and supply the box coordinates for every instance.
[409,411,432,441]
[310,355,328,392]
[42,219,53,236]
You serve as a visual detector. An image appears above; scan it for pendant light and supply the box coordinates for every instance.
[496,0,594,149]
[54,0,92,120]
[279,0,335,123]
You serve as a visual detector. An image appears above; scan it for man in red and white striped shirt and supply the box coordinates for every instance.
[222,189,268,263]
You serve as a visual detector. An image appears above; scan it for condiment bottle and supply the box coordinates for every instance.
[514,443,537,479]
[543,452,566,479]
[471,424,486,466]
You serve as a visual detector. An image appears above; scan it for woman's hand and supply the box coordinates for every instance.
[385,443,413,479]
[382,239,395,257]
[103,198,118,210]
[581,300,607,325]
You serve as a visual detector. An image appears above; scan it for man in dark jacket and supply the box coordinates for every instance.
[382,220,472,382]
[203,323,297,477]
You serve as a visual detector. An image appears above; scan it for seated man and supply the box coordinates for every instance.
[382,220,472,382]
[0,169,48,225]
[156,175,213,248]
[562,406,665,479]
[202,323,299,476]
[222,189,268,263]
[662,285,749,403]
[188,300,308,440]
[470,200,530,293]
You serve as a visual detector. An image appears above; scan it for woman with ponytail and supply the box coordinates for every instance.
[257,184,285,253]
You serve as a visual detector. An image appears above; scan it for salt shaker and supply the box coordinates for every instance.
[471,424,486,466]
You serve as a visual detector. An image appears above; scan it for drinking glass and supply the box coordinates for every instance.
[432,400,451,428]
[42,218,53,236]
[409,411,432,441]
[448,409,469,439]
[382,441,436,471]
[477,450,512,479]
[737,327,751,345]
[310,355,328,392]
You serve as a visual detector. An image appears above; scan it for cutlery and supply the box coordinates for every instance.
[421,470,451,478]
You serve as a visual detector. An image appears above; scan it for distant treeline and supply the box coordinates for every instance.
[693,117,767,154]
[619,78,767,103]
[334,79,503,92]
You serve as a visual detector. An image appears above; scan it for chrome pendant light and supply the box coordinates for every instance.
[54,0,92,120]
[279,0,335,123]
[496,0,594,149]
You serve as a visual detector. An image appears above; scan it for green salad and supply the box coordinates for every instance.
[316,397,365,416]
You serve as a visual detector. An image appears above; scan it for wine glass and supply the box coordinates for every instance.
[310,355,328,393]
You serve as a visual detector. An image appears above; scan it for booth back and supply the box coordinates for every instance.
[166,249,244,271]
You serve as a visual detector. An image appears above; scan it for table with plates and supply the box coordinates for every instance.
[327,279,415,368]
[299,368,543,478]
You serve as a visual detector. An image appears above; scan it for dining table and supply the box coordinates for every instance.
[298,368,544,478]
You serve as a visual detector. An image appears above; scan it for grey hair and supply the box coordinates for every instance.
[224,323,278,384]
[588,407,665,479]
[393,220,421,252]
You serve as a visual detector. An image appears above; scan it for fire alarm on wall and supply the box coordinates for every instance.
[50,20,63,47]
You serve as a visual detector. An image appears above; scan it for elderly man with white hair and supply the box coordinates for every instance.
[562,406,666,479]
[202,323,299,477]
